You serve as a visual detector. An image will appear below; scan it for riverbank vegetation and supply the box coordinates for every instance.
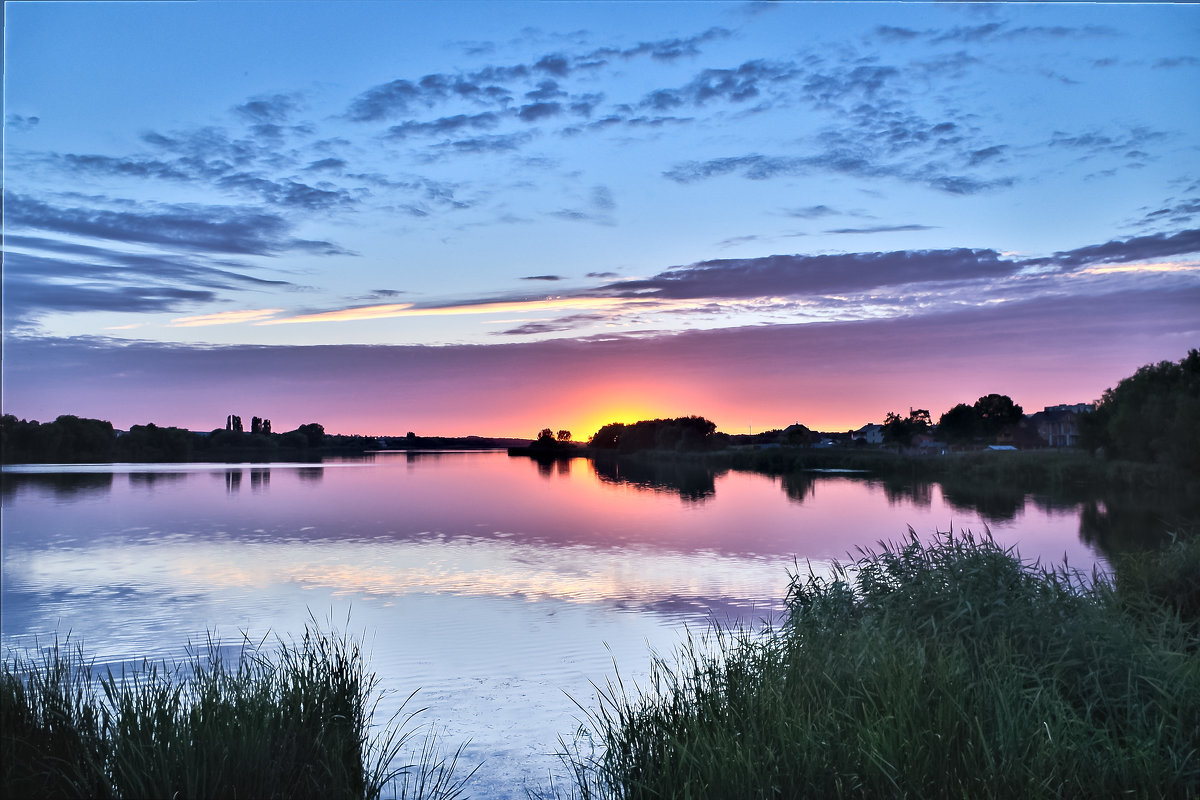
[1,624,471,800]
[550,531,1200,799]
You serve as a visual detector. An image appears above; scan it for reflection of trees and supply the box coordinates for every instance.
[1,472,115,502]
[297,467,324,482]
[1079,490,1200,560]
[250,469,270,492]
[938,480,1026,522]
[225,470,242,493]
[128,472,188,489]
[781,472,816,504]
[591,457,720,503]
[877,477,933,508]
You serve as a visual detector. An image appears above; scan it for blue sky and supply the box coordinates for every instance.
[3,1,1198,435]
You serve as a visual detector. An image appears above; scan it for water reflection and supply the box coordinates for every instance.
[1,471,114,502]
[590,456,720,502]
[7,452,1187,800]
[297,467,324,482]
[129,472,188,490]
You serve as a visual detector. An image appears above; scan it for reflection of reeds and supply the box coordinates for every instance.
[550,531,1200,799]
[1,621,474,800]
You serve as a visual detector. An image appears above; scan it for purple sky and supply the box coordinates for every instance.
[3,1,1198,436]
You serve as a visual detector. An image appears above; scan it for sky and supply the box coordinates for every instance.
[3,1,1198,438]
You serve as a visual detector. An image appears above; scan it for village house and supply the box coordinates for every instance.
[1032,403,1094,448]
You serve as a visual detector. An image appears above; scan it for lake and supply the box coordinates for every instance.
[1,450,1114,796]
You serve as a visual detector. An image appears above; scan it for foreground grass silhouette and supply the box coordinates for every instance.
[1,622,472,800]
[550,531,1200,799]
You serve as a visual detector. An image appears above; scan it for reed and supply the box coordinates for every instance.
[1,622,473,800]
[555,531,1200,799]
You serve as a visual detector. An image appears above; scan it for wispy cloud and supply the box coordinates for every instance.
[169,309,285,327]
[824,224,935,235]
[4,192,348,256]
[258,297,634,325]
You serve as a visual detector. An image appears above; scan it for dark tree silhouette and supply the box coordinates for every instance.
[882,410,930,449]
[937,403,981,445]
[974,394,1023,438]
[556,430,571,442]
[587,416,717,453]
[1081,349,1200,471]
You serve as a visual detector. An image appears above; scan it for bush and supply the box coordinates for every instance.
[558,531,1200,799]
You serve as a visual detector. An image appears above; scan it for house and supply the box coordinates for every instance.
[1033,403,1094,448]
[853,423,884,445]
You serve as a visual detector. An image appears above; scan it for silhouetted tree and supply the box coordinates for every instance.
[587,416,717,453]
[1081,349,1200,472]
[589,423,626,449]
[975,394,1023,438]
[295,423,325,448]
[556,430,571,442]
[882,410,929,449]
[937,403,981,445]
[537,428,555,442]
[251,416,264,435]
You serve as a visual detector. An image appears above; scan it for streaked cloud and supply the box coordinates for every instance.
[169,309,285,327]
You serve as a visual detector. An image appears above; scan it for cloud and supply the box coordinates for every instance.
[259,297,630,326]
[304,157,347,172]
[1153,56,1200,69]
[213,173,356,210]
[663,152,1012,195]
[517,101,562,122]
[3,278,217,316]
[169,309,285,327]
[641,60,798,110]
[521,275,562,281]
[928,22,1117,45]
[587,248,1018,301]
[385,112,501,139]
[824,225,935,235]
[3,192,345,256]
[427,132,534,156]
[233,93,300,124]
[1034,228,1200,270]
[874,25,922,42]
[1132,197,1200,230]
[784,205,840,219]
[60,153,191,181]
[496,313,606,336]
[6,113,40,132]
[1,232,300,326]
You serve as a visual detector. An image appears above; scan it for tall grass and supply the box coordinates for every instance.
[555,531,1200,799]
[1,622,474,800]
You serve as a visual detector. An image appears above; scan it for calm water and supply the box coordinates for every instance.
[2,451,1106,796]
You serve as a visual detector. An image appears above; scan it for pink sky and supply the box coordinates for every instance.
[6,288,1194,438]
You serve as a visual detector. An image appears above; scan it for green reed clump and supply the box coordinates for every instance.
[558,530,1200,799]
[1,623,473,800]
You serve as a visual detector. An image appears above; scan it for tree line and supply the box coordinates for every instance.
[0,415,331,464]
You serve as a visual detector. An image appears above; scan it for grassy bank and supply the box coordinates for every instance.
[554,532,1200,799]
[1,624,471,800]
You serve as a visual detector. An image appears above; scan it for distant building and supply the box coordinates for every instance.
[1032,403,1094,448]
[853,423,884,445]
